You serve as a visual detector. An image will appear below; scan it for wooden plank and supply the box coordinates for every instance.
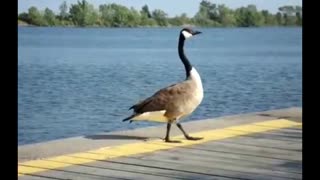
[110,156,297,180]
[132,149,301,178]
[223,131,302,143]
[36,160,237,180]
[137,147,301,173]
[19,174,68,180]
[217,135,301,151]
[18,119,301,176]
[18,113,302,180]
[201,141,301,159]
[22,164,184,180]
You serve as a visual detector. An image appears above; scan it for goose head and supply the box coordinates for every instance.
[180,28,202,40]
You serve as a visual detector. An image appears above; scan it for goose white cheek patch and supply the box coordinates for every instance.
[182,31,193,39]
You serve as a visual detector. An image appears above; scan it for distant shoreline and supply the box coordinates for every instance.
[17,19,302,28]
[18,1,302,29]
[17,23,302,28]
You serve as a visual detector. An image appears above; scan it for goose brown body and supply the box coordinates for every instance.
[128,68,203,122]
[123,28,204,142]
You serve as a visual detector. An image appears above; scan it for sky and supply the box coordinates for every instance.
[18,0,302,17]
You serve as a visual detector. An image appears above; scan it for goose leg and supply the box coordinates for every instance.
[176,123,203,140]
[164,122,181,143]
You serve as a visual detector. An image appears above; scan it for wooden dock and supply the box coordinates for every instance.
[18,107,302,180]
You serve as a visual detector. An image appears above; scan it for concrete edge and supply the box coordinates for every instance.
[18,107,302,162]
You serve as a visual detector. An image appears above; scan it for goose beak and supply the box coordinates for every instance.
[192,31,202,35]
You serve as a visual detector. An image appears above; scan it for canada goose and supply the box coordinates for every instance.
[123,28,203,143]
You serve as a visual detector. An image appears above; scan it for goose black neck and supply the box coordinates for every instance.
[178,35,192,79]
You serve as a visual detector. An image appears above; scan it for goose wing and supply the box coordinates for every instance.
[129,82,190,114]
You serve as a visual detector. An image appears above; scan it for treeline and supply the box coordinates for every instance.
[18,0,302,27]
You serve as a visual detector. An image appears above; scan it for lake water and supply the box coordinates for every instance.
[18,27,302,145]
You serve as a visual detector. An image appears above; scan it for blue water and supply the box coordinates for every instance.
[18,27,302,145]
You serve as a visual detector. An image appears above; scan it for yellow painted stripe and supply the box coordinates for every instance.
[18,119,301,176]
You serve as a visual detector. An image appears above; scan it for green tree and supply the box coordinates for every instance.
[169,13,191,26]
[141,5,151,18]
[283,14,296,26]
[152,9,168,26]
[99,3,140,27]
[110,4,131,27]
[99,4,113,27]
[127,7,141,27]
[44,8,57,26]
[193,0,219,26]
[279,6,295,16]
[59,1,69,19]
[18,12,30,24]
[278,6,298,26]
[58,1,74,25]
[139,5,157,26]
[276,12,283,25]
[235,5,263,27]
[28,6,46,26]
[296,12,302,26]
[295,6,302,26]
[18,1,302,27]
[69,0,98,26]
[261,10,277,26]
[217,4,236,26]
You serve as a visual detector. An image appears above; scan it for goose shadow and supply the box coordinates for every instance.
[84,134,151,141]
